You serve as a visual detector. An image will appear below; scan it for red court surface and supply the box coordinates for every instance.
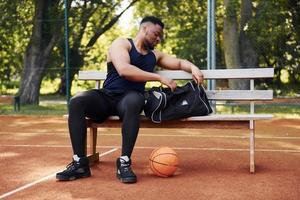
[0,115,299,200]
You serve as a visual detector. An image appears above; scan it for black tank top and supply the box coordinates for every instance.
[103,39,156,93]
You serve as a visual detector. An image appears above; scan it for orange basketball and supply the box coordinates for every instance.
[149,147,179,177]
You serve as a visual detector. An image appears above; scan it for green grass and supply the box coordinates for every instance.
[0,94,68,115]
[0,103,67,115]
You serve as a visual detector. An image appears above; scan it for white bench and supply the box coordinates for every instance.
[78,68,274,173]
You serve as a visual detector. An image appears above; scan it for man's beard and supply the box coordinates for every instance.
[147,45,154,50]
[145,40,154,50]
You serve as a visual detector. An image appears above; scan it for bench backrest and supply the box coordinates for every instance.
[79,68,273,98]
[78,68,274,114]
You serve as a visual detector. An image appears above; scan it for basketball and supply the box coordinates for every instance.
[149,147,179,177]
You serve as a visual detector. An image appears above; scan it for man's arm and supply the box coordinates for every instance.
[155,51,204,84]
[108,38,176,90]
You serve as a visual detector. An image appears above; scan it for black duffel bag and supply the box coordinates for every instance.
[144,81,213,123]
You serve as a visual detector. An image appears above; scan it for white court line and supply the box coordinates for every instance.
[0,173,57,200]
[134,146,300,153]
[99,133,300,140]
[1,131,300,140]
[1,144,300,153]
[0,144,108,148]
[0,147,119,200]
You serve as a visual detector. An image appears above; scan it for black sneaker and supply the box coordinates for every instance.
[116,157,137,183]
[56,157,91,181]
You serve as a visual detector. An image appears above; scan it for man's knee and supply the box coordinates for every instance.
[69,95,81,107]
[69,91,89,108]
[127,92,144,106]
[121,91,145,112]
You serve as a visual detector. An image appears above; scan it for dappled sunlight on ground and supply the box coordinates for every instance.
[0,151,20,158]
[0,116,300,199]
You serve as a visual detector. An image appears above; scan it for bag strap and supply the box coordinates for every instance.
[150,91,163,123]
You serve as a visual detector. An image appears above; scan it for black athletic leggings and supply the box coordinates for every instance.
[68,89,145,158]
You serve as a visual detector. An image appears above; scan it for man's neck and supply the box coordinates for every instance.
[133,36,149,54]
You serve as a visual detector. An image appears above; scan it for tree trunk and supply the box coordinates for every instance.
[19,48,46,104]
[239,0,258,89]
[223,0,241,89]
[18,0,61,104]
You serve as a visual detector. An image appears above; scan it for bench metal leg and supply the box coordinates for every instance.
[249,120,255,173]
[87,127,99,165]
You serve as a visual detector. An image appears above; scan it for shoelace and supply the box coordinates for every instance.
[122,167,130,173]
[65,161,77,171]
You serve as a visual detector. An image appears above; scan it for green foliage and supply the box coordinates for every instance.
[1,0,300,97]
[135,0,207,69]
[135,0,300,96]
[48,0,137,94]
[0,0,34,94]
[224,0,240,18]
[240,0,300,95]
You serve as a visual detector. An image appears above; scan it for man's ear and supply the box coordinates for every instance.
[143,27,149,37]
[141,24,147,33]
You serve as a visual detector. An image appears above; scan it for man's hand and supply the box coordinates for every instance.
[191,65,204,85]
[159,76,177,91]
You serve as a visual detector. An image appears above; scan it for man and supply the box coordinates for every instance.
[56,16,204,183]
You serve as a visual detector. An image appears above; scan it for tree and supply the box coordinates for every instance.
[223,0,241,73]
[7,0,299,100]
[18,0,63,104]
[239,0,258,69]
[248,0,300,95]
[134,0,300,94]
[223,0,258,89]
[0,0,33,94]
[18,0,138,104]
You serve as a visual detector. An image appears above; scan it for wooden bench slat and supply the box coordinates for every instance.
[88,119,250,129]
[66,113,273,121]
[86,114,272,129]
[101,114,273,122]
[79,70,107,80]
[157,68,274,79]
[207,90,273,100]
[78,68,274,80]
[185,114,273,121]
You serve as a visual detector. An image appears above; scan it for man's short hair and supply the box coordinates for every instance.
[140,16,164,29]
